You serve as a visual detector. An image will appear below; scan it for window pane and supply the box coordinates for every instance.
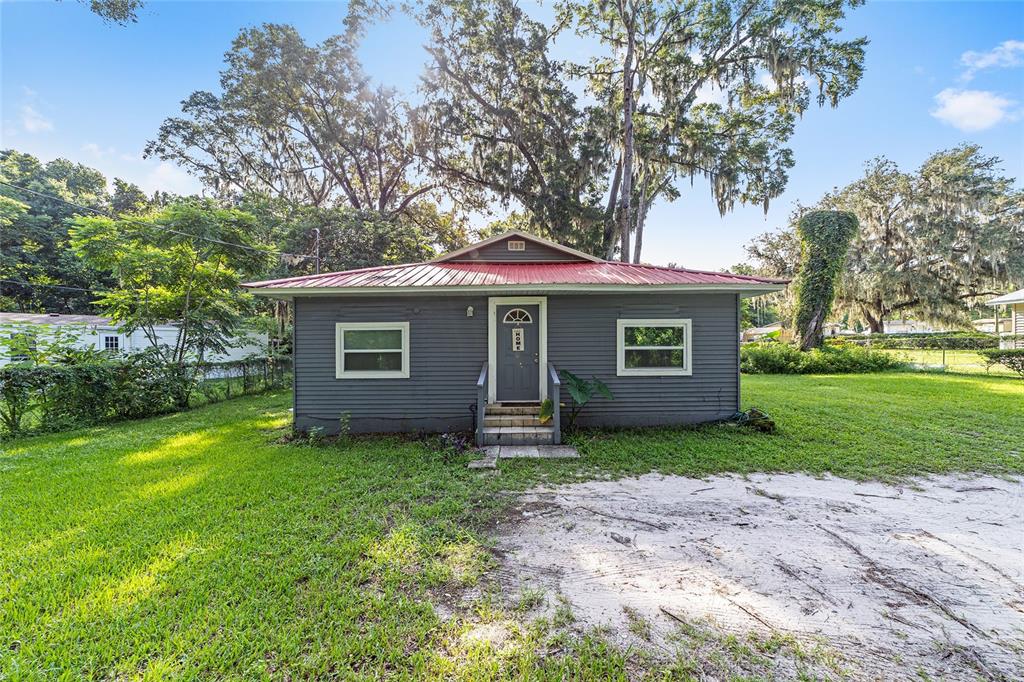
[344,351,403,372]
[344,329,403,350]
[625,348,684,369]
[623,326,684,347]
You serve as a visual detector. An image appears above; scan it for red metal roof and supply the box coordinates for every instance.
[244,261,786,291]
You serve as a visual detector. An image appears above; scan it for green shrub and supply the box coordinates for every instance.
[0,354,292,437]
[979,348,1024,378]
[741,341,904,374]
[837,332,998,350]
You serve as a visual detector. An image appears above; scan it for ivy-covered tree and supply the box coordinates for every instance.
[792,210,858,350]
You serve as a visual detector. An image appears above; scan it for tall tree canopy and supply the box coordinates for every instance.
[418,0,867,260]
[0,150,115,313]
[740,145,1024,332]
[417,0,612,252]
[69,201,273,373]
[825,146,1023,332]
[146,23,436,216]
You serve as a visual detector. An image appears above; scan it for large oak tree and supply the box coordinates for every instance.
[418,0,867,260]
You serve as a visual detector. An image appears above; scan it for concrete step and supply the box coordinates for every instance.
[487,404,541,416]
[482,425,555,446]
[484,415,545,427]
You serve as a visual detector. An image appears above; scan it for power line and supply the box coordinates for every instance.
[0,279,111,294]
[0,180,315,262]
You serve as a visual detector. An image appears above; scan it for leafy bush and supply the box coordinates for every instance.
[980,348,1024,378]
[838,332,998,350]
[560,370,613,429]
[0,354,292,437]
[741,341,904,375]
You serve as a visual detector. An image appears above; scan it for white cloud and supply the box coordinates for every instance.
[81,142,118,159]
[931,88,1016,132]
[20,104,53,133]
[140,161,201,195]
[960,39,1024,81]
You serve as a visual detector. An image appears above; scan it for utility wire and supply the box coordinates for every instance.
[0,279,112,294]
[0,180,315,262]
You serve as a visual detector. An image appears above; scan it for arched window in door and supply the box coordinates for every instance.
[502,308,533,324]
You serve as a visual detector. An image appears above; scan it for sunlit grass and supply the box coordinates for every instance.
[1,373,1021,678]
[879,347,1014,375]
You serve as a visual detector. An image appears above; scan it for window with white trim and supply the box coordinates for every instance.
[103,335,120,352]
[335,322,409,379]
[507,240,526,251]
[616,319,692,376]
[502,308,533,324]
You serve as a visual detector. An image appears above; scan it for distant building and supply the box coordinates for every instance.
[0,312,267,367]
[741,322,783,342]
[986,289,1024,349]
[882,319,949,334]
[971,318,1012,334]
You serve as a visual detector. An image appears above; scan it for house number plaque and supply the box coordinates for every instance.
[512,327,525,352]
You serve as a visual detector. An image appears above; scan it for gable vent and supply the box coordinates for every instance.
[507,240,526,251]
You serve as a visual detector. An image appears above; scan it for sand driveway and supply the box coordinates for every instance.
[494,473,1023,680]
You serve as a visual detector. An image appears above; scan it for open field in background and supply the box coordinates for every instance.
[878,348,1015,375]
[1,372,1021,679]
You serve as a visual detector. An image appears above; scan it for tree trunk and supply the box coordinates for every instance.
[603,154,623,260]
[797,306,826,351]
[617,36,635,264]
[632,182,650,264]
[861,305,884,334]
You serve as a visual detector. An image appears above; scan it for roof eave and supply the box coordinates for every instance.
[245,282,787,298]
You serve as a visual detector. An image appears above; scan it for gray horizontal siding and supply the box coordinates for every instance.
[292,292,740,434]
[448,236,587,262]
[548,293,739,427]
[293,296,487,433]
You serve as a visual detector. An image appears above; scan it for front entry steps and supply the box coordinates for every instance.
[482,402,554,445]
[468,444,579,469]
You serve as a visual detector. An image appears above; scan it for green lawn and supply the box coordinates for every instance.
[1,373,1021,680]
[879,347,1015,375]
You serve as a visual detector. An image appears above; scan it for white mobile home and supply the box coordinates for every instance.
[0,312,267,367]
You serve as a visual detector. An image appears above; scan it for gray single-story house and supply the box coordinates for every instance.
[244,231,785,445]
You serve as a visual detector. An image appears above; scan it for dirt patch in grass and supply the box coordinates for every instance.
[493,473,1024,680]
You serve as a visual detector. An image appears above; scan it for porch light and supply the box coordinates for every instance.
[466,306,474,317]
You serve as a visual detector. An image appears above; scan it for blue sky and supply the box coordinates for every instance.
[2,0,1022,269]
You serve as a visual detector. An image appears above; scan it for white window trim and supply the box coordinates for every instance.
[487,297,547,403]
[335,322,410,379]
[616,318,692,377]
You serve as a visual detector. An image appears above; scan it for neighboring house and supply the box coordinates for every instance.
[971,318,1012,334]
[244,230,785,446]
[882,319,949,334]
[986,289,1024,349]
[741,322,783,342]
[0,312,268,367]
